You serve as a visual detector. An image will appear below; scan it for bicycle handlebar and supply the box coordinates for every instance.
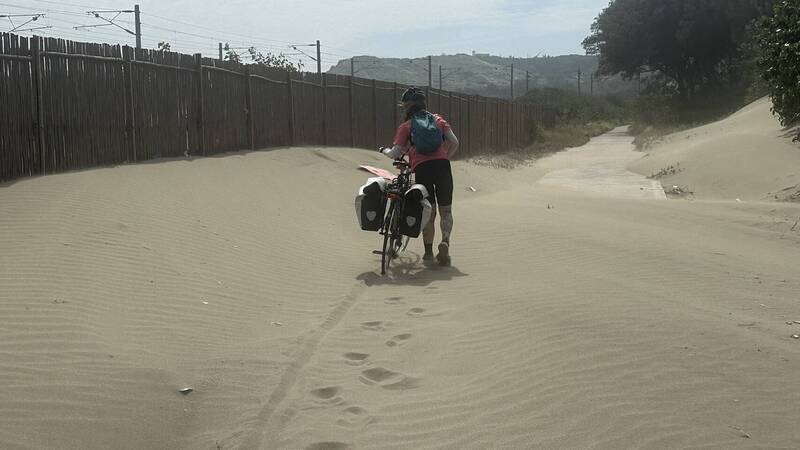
[379,147,411,172]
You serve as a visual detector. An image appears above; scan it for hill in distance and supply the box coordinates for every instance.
[327,53,639,99]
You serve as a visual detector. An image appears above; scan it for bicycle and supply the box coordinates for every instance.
[374,149,414,275]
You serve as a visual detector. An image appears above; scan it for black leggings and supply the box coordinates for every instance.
[414,159,453,206]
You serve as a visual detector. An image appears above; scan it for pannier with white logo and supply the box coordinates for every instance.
[355,177,388,231]
[399,184,432,238]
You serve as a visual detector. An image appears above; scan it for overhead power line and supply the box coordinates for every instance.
[1,13,52,32]
[141,11,304,46]
[74,11,135,36]
[29,0,117,10]
[4,3,362,68]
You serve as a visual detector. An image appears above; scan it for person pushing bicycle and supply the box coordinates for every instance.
[382,87,459,266]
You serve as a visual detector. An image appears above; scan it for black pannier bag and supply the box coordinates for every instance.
[355,177,388,231]
[398,184,432,238]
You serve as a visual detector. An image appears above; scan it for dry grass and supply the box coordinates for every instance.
[467,121,618,169]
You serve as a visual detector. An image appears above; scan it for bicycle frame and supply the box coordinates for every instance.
[378,155,414,275]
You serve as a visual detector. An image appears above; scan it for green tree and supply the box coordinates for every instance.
[756,0,800,133]
[583,0,772,103]
[223,43,303,72]
[223,43,242,63]
[246,47,303,72]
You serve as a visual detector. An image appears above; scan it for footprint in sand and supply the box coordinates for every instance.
[359,367,420,390]
[310,386,343,403]
[360,321,386,331]
[384,296,404,304]
[406,307,442,318]
[407,307,426,316]
[342,352,370,366]
[336,406,373,428]
[305,442,349,450]
[385,333,412,347]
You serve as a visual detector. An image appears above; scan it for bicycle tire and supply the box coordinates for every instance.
[381,201,395,275]
[387,202,405,269]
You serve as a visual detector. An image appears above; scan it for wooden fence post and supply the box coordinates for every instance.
[194,53,206,156]
[349,75,355,148]
[31,36,46,174]
[448,91,453,121]
[480,98,484,151]
[123,46,137,162]
[287,70,295,146]
[466,96,472,155]
[245,65,254,150]
[457,94,462,154]
[508,100,512,150]
[495,100,500,150]
[321,73,327,146]
[372,78,378,149]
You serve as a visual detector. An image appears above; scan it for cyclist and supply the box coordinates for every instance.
[382,87,459,266]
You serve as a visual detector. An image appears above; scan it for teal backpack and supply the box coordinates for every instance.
[410,111,443,154]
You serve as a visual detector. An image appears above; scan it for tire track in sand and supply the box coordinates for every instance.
[238,283,368,449]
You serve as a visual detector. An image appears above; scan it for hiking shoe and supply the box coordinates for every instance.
[436,242,451,266]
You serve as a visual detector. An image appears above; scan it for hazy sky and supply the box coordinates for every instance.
[9,0,608,69]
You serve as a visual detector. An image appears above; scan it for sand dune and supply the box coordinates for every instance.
[2,101,800,449]
[629,98,800,201]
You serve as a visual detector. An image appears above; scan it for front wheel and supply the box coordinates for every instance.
[381,201,406,275]
[381,201,395,275]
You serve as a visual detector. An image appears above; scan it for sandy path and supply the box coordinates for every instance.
[1,124,800,449]
[538,126,666,200]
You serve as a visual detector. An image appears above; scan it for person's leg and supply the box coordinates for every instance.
[434,161,454,266]
[438,204,453,243]
[436,203,453,266]
[414,161,437,259]
[423,203,437,260]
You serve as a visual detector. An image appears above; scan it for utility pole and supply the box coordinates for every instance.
[316,40,321,75]
[218,42,223,61]
[438,67,461,91]
[134,4,141,51]
[526,70,530,94]
[428,55,432,88]
[291,42,321,74]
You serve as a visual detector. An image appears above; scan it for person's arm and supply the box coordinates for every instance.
[382,144,407,159]
[444,129,459,158]
[383,122,410,159]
